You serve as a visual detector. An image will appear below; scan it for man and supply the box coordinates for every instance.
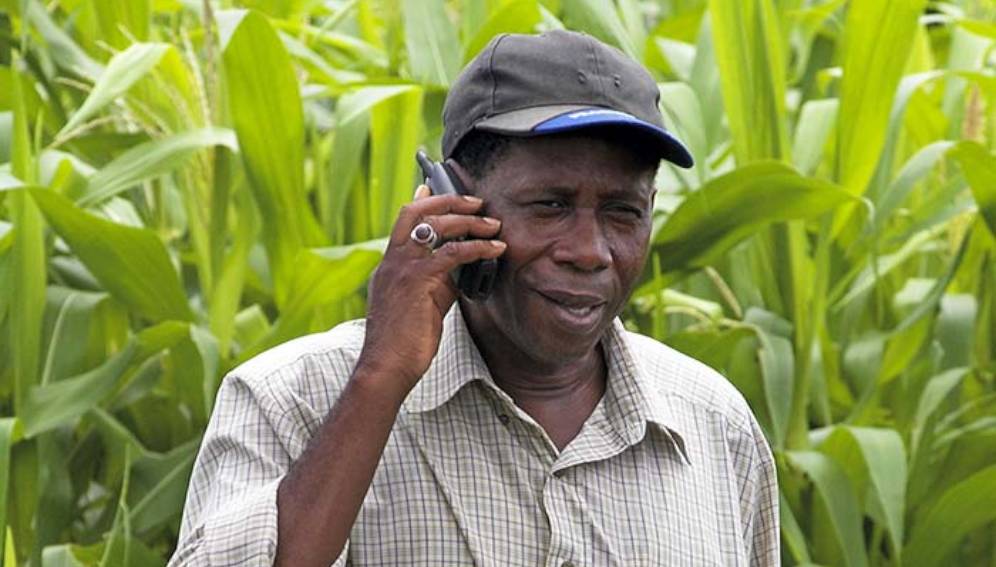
[170,30,779,567]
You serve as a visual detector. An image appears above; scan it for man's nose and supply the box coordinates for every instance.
[551,210,612,272]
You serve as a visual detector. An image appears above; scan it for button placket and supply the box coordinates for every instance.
[543,472,580,567]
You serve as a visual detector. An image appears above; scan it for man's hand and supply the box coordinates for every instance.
[358,185,505,395]
[274,186,504,567]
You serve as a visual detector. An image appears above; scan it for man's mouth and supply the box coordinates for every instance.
[534,289,608,330]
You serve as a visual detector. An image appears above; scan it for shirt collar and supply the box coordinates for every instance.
[402,303,691,465]
[402,303,493,414]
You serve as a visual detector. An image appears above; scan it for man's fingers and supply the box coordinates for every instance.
[431,239,507,272]
[391,193,485,246]
[422,214,501,241]
[402,193,484,219]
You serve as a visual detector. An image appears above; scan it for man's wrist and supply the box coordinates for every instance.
[349,357,419,407]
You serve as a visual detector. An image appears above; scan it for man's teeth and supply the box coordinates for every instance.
[563,304,597,316]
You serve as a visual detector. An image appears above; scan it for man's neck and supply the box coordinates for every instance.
[460,302,608,449]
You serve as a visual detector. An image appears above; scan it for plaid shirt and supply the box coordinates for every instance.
[170,304,779,566]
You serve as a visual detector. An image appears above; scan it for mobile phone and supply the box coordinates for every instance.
[415,149,498,300]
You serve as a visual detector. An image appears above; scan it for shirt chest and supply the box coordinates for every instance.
[345,388,746,567]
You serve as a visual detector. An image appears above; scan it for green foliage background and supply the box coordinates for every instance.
[1,0,995,565]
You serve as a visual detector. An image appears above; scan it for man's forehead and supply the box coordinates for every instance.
[487,141,657,197]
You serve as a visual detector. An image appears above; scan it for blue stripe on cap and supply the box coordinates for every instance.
[533,108,647,131]
[532,108,694,167]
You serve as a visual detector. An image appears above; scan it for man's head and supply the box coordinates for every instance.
[442,29,693,169]
[441,31,692,366]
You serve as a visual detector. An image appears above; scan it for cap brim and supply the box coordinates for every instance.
[475,105,694,169]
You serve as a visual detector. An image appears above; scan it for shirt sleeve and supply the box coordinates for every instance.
[738,414,781,567]
[168,372,348,566]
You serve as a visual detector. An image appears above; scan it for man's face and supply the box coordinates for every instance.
[458,134,657,366]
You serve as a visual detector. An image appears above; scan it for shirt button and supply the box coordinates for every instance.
[561,561,576,567]
[498,414,510,425]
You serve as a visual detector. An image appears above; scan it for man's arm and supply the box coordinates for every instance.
[273,363,407,566]
[273,190,503,567]
[170,188,504,567]
[743,414,780,567]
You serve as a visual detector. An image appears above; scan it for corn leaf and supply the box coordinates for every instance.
[242,242,383,360]
[952,141,996,239]
[462,0,541,62]
[786,451,868,567]
[818,426,907,558]
[402,0,461,86]
[8,62,46,415]
[707,0,789,163]
[91,0,150,48]
[0,418,23,562]
[129,440,199,536]
[59,43,171,137]
[223,10,324,307]
[744,307,794,449]
[20,322,189,437]
[368,86,423,237]
[904,465,996,567]
[835,0,927,195]
[560,0,639,59]
[792,99,838,176]
[651,162,853,279]
[28,188,192,322]
[79,128,238,207]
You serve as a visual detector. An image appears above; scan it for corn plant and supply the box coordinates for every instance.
[0,0,994,565]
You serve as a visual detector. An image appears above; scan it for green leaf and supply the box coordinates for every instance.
[129,440,198,536]
[833,228,940,310]
[92,0,150,48]
[7,62,46,414]
[835,0,927,195]
[208,187,256,357]
[786,451,868,567]
[560,0,639,59]
[819,426,907,558]
[0,418,24,562]
[889,224,973,334]
[657,82,707,185]
[871,140,957,237]
[20,322,189,437]
[24,1,103,80]
[41,543,102,566]
[959,18,996,40]
[910,367,970,453]
[651,162,853,279]
[99,444,133,567]
[401,0,461,86]
[59,43,171,137]
[335,85,419,127]
[792,98,838,176]
[28,188,192,322]
[241,242,383,361]
[462,0,541,62]
[904,465,996,567]
[79,128,238,207]
[779,492,813,564]
[952,141,996,239]
[744,307,793,448]
[223,10,324,306]
[707,0,789,163]
[368,86,423,237]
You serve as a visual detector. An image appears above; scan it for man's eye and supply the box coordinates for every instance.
[533,200,565,209]
[607,204,643,218]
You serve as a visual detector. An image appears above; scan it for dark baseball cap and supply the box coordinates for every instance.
[442,30,693,169]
